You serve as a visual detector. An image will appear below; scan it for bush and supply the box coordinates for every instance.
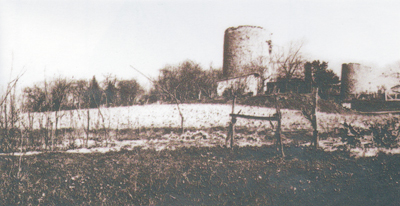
[337,119,400,150]
[338,123,363,149]
[369,118,400,149]
[154,60,222,102]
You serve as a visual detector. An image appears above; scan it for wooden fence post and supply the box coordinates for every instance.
[51,122,54,151]
[227,95,236,149]
[231,96,236,149]
[226,93,286,156]
[55,111,58,144]
[275,98,284,157]
[86,109,90,148]
[230,117,236,149]
[45,116,49,151]
[312,87,319,150]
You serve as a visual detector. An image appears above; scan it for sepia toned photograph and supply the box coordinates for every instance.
[1,0,400,205]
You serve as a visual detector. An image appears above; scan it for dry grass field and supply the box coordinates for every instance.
[14,103,400,155]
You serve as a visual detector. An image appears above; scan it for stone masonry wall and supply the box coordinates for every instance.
[222,25,271,78]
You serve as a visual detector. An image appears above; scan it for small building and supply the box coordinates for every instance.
[385,85,400,101]
[217,73,261,96]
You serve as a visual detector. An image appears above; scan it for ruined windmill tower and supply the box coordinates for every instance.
[222,25,272,78]
[340,63,373,101]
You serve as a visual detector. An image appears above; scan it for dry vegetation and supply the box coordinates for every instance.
[3,100,400,205]
[2,146,400,205]
[12,103,400,153]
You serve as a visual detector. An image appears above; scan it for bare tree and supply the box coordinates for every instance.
[298,88,319,150]
[271,40,306,81]
[199,65,223,99]
[71,79,89,109]
[50,77,73,150]
[131,65,186,134]
[154,60,220,102]
[0,70,25,152]
[118,79,143,106]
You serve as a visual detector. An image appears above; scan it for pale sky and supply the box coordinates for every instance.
[1,0,399,92]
